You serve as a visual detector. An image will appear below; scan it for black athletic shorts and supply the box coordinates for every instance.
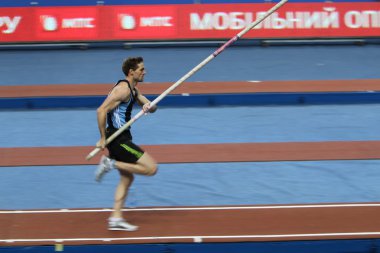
[106,128,145,163]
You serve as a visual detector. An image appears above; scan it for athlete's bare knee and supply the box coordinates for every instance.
[145,164,158,176]
[137,153,158,176]
[149,164,158,176]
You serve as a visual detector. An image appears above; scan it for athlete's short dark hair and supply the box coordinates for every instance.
[122,57,144,76]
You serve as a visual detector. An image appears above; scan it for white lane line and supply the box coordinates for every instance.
[2,232,380,243]
[1,203,380,214]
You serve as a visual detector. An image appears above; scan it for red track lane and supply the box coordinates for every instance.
[1,203,380,246]
[1,141,380,167]
[0,79,380,98]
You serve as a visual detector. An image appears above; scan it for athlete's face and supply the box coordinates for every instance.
[131,62,146,82]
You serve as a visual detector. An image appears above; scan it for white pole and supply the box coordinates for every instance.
[86,0,288,160]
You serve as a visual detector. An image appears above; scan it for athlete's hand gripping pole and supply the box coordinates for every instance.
[86,0,288,160]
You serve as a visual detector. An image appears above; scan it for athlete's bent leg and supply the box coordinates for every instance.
[114,152,158,176]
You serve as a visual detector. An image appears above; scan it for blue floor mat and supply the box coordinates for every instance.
[1,160,380,210]
[0,104,379,147]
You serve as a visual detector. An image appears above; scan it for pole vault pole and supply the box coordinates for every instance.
[86,0,288,160]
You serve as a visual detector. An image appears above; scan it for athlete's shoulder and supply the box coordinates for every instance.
[115,79,130,86]
[110,82,130,100]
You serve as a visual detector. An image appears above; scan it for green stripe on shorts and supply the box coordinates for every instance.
[120,144,143,159]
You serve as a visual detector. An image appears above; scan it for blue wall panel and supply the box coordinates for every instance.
[0,240,379,253]
[1,92,380,110]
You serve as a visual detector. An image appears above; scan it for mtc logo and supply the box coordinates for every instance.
[0,16,21,34]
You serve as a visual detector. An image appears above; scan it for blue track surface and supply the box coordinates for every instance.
[1,45,380,86]
[1,104,380,148]
[2,160,380,210]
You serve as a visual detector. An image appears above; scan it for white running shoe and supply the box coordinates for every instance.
[108,219,139,231]
[95,155,113,182]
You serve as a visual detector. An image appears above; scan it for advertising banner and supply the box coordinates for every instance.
[180,3,380,38]
[35,7,98,41]
[0,8,34,42]
[0,3,379,43]
[110,5,178,39]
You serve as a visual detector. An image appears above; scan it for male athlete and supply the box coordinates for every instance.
[95,56,158,231]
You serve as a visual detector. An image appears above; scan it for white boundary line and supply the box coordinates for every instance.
[2,232,380,244]
[1,203,380,214]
